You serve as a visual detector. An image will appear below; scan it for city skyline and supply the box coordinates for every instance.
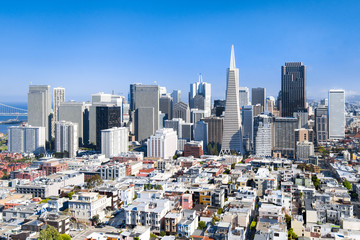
[0,1,360,102]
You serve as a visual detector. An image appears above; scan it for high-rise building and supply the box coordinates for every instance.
[55,121,78,158]
[315,106,328,144]
[296,141,314,160]
[221,45,242,154]
[254,114,272,157]
[164,118,184,138]
[281,62,306,117]
[242,105,253,152]
[159,94,173,120]
[96,106,122,149]
[202,117,223,146]
[173,102,190,123]
[191,109,205,124]
[132,85,159,141]
[266,96,275,113]
[189,74,211,116]
[251,87,266,111]
[59,101,90,146]
[147,128,177,159]
[273,117,298,158]
[293,109,309,129]
[8,125,45,154]
[194,121,208,151]
[28,85,51,141]
[101,127,128,158]
[239,87,250,108]
[181,123,193,141]
[213,100,226,117]
[171,90,181,104]
[328,89,345,139]
[53,87,65,122]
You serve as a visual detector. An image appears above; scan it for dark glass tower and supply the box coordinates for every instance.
[281,62,306,117]
[96,106,121,150]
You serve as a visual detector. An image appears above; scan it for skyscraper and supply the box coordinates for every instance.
[101,127,128,158]
[147,128,177,159]
[8,125,45,154]
[189,74,211,116]
[239,87,250,108]
[55,121,78,158]
[273,117,298,158]
[221,45,242,154]
[315,106,328,144]
[53,87,65,122]
[281,62,306,117]
[96,106,122,149]
[28,85,52,141]
[254,114,273,157]
[171,90,181,104]
[328,89,345,139]
[242,105,253,152]
[251,87,266,111]
[159,94,173,120]
[173,102,190,123]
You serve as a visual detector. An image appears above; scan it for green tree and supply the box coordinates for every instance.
[86,174,103,189]
[343,179,352,190]
[231,163,236,169]
[250,221,257,230]
[91,215,100,225]
[197,221,207,230]
[67,192,75,200]
[160,231,166,237]
[288,228,298,240]
[60,234,71,240]
[285,214,291,229]
[223,169,231,174]
[38,225,62,240]
[312,175,320,189]
[217,208,223,215]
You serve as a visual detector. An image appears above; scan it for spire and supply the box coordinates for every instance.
[198,73,203,83]
[230,44,236,69]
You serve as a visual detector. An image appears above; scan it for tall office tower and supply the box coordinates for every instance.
[171,90,181,104]
[239,87,250,108]
[28,85,51,141]
[320,98,328,106]
[266,96,275,113]
[129,83,141,111]
[53,87,65,121]
[273,117,298,158]
[191,109,205,124]
[159,86,167,95]
[242,105,253,153]
[164,118,184,138]
[96,106,122,149]
[55,121,78,158]
[293,109,309,129]
[89,92,124,144]
[251,87,266,111]
[315,106,328,144]
[159,94,173,120]
[202,117,223,146]
[253,114,273,157]
[132,85,159,142]
[181,123,193,141]
[8,125,45,154]
[213,100,226,117]
[194,120,208,150]
[189,74,212,116]
[101,127,128,158]
[147,128,177,159]
[59,101,89,146]
[159,112,166,129]
[221,45,242,154]
[173,102,190,123]
[122,103,130,125]
[281,62,306,117]
[328,89,345,139]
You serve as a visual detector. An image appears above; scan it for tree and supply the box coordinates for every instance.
[288,228,298,240]
[231,163,236,169]
[198,221,207,230]
[312,175,320,189]
[60,234,71,240]
[217,208,223,215]
[343,179,352,190]
[223,169,231,174]
[38,225,62,240]
[67,192,75,200]
[160,231,166,237]
[86,174,103,189]
[91,215,100,225]
[250,221,257,230]
[285,214,291,229]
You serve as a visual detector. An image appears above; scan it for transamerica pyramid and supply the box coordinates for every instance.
[220,45,243,155]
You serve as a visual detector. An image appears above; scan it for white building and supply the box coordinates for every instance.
[239,87,250,108]
[254,122,272,157]
[189,74,211,117]
[147,128,177,159]
[296,141,314,160]
[100,163,126,180]
[8,125,45,154]
[101,127,128,158]
[55,121,78,158]
[53,87,65,122]
[68,192,111,221]
[328,89,345,139]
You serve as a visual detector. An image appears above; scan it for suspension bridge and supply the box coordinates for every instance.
[0,103,28,116]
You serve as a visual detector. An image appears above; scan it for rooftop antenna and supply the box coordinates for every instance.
[199,73,203,83]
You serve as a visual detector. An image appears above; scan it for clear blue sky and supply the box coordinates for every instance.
[0,0,359,103]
